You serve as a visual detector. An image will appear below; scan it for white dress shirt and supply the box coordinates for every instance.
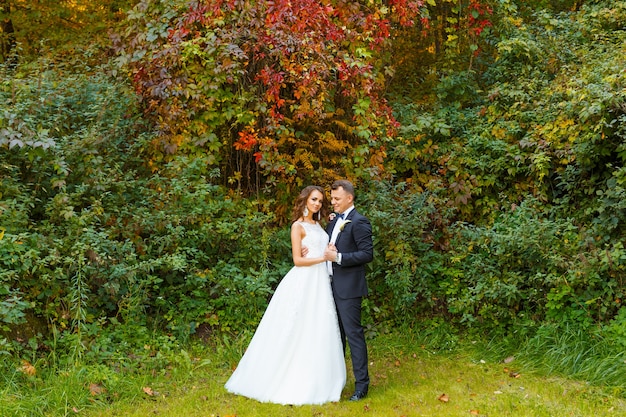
[328,206,354,274]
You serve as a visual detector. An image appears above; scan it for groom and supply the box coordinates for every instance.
[323,179,373,401]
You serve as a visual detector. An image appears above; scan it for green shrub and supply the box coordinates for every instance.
[358,181,455,326]
[0,67,292,365]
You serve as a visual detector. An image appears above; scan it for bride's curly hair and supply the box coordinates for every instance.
[291,185,329,223]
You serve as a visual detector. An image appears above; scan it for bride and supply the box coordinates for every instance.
[224,185,346,405]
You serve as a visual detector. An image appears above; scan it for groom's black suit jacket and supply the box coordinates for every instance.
[326,209,373,299]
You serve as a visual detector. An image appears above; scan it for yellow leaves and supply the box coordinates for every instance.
[536,115,579,147]
[510,16,524,27]
[320,129,350,152]
[491,125,507,140]
[293,149,314,171]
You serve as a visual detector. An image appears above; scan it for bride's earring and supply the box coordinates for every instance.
[303,207,309,217]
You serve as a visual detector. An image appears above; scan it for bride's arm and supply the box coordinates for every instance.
[291,223,325,267]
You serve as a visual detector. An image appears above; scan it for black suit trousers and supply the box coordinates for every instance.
[333,291,369,392]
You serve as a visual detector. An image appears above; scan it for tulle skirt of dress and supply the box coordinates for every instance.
[224,262,346,405]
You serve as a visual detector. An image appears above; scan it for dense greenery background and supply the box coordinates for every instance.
[1,0,626,408]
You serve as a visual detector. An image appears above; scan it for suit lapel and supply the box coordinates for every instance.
[336,211,355,243]
[329,210,356,241]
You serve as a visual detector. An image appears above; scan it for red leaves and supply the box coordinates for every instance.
[234,129,258,151]
[468,0,494,38]
[118,0,428,190]
[388,0,426,27]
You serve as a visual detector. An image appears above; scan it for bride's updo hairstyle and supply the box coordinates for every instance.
[291,185,329,223]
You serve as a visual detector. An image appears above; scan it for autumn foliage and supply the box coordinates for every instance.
[115,0,428,195]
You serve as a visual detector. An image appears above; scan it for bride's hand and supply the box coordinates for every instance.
[301,245,309,257]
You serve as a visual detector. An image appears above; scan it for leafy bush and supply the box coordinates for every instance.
[438,197,624,333]
[0,67,293,365]
[356,181,455,328]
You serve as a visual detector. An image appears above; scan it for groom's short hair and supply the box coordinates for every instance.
[331,179,355,198]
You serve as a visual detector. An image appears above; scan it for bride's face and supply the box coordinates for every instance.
[307,190,324,214]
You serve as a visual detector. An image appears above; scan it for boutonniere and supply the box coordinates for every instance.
[339,220,352,231]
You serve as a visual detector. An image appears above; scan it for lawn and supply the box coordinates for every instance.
[84,335,626,417]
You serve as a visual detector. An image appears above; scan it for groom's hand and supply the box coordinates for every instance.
[324,244,338,262]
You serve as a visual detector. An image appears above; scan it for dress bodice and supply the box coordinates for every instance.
[298,221,329,258]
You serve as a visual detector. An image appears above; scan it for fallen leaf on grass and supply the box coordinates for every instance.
[19,360,36,376]
[503,355,515,363]
[143,386,155,396]
[438,393,449,403]
[509,371,521,378]
[470,410,480,415]
[89,383,105,396]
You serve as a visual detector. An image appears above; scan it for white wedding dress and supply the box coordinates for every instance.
[225,221,346,405]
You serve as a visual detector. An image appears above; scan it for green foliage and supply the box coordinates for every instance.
[605,307,626,349]
[437,197,624,333]
[0,65,292,363]
[360,180,454,325]
[442,199,574,330]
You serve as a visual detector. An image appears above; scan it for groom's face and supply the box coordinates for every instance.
[330,186,353,215]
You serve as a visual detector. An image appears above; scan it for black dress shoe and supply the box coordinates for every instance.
[349,390,367,401]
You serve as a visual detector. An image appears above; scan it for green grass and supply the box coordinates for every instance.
[78,334,625,417]
[2,328,625,416]
[81,356,626,417]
